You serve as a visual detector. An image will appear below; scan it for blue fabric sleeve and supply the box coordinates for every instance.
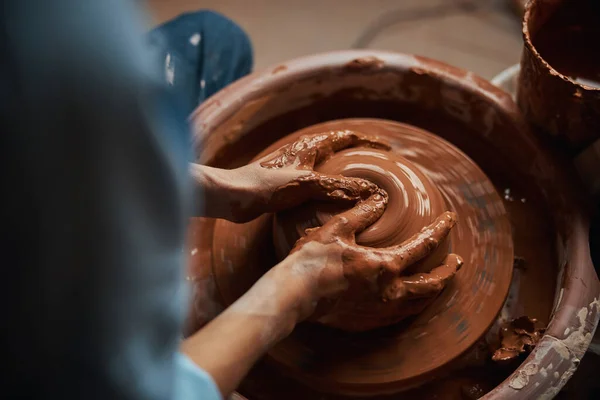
[2,1,253,398]
[174,353,222,400]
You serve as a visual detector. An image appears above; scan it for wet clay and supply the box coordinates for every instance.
[492,316,545,363]
[211,119,514,393]
[532,0,600,88]
[271,126,458,331]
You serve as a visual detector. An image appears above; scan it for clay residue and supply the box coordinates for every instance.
[344,56,385,71]
[269,171,382,207]
[493,316,545,362]
[560,297,600,359]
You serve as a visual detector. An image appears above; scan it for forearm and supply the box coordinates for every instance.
[181,261,314,396]
[4,1,190,398]
[190,164,253,221]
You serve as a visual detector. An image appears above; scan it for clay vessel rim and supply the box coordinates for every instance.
[522,1,600,92]
[190,49,518,153]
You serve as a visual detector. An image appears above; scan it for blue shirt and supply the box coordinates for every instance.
[2,1,225,398]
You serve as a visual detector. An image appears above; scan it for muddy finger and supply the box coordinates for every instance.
[301,173,381,202]
[382,254,463,301]
[298,131,390,165]
[322,191,388,237]
[325,130,391,155]
[387,211,457,272]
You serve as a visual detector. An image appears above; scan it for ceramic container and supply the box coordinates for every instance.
[518,0,600,154]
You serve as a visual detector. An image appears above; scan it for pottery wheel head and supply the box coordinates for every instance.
[212,119,514,394]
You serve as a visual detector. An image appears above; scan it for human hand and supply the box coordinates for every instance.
[229,130,390,222]
[276,191,463,324]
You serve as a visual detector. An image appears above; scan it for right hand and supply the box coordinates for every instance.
[277,191,463,322]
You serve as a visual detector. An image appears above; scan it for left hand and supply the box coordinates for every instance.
[282,192,462,325]
[228,130,390,222]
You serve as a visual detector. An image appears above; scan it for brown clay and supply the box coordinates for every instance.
[270,120,509,332]
[492,316,545,363]
[518,0,600,153]
[188,51,599,399]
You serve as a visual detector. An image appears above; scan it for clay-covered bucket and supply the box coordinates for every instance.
[190,50,599,398]
[518,0,600,154]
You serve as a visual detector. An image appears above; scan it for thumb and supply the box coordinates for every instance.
[305,172,381,202]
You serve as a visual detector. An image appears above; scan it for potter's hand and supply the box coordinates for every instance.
[190,130,390,223]
[182,192,459,398]
[253,130,390,209]
[282,192,463,321]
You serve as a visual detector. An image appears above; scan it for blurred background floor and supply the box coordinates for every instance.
[145,0,523,80]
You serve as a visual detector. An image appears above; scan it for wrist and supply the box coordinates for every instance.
[227,165,267,221]
[190,164,259,221]
[227,265,310,344]
[270,253,321,323]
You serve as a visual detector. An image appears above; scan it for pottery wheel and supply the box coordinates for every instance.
[212,119,514,395]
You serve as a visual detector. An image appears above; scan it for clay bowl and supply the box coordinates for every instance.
[188,51,599,398]
[518,0,600,154]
